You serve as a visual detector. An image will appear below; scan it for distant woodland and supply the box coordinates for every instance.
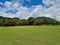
[0,16,60,26]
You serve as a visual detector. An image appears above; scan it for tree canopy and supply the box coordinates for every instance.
[0,16,60,26]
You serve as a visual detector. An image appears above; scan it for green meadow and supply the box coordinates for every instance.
[0,25,60,45]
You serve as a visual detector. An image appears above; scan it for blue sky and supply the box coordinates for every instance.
[0,0,60,21]
[0,0,43,7]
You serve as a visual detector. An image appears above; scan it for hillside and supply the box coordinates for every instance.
[0,16,60,26]
[36,17,60,25]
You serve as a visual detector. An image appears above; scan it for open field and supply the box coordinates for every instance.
[0,25,60,45]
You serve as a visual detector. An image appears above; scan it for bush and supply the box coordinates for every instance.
[3,19,19,26]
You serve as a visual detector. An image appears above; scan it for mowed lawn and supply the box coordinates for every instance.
[0,25,60,45]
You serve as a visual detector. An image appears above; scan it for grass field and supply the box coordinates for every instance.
[0,25,60,45]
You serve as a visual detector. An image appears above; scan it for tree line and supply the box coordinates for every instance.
[0,16,60,26]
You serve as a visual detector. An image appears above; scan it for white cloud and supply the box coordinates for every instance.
[0,1,31,19]
[42,0,60,21]
[4,1,12,8]
[30,5,44,17]
[15,6,31,19]
[30,0,60,21]
[43,0,55,4]
[4,1,20,10]
[0,0,60,21]
[0,2,3,5]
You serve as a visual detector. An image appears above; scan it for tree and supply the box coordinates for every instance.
[34,20,42,25]
[3,19,19,26]
[0,16,3,26]
[28,17,34,20]
[0,19,3,26]
[0,16,60,26]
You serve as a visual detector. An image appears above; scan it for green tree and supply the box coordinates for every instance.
[34,20,42,25]
[0,16,3,26]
